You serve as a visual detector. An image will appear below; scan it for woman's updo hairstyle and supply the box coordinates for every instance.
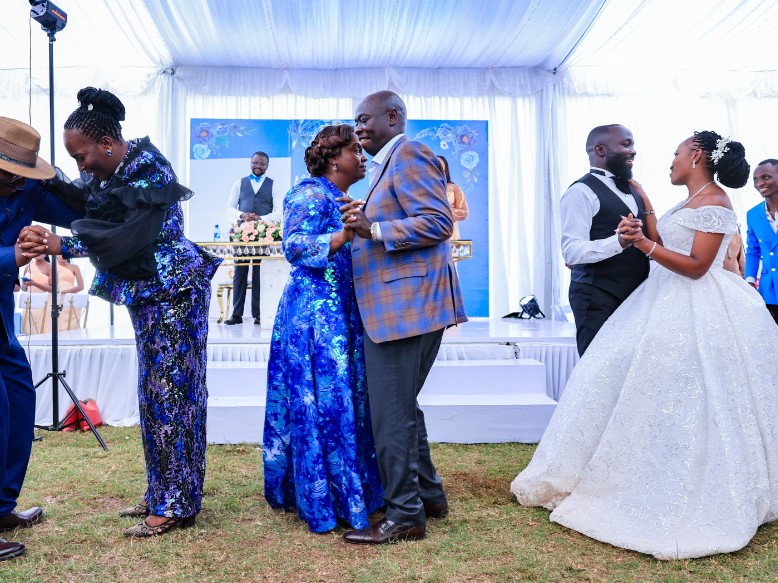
[64,87,125,142]
[692,130,750,189]
[304,124,356,177]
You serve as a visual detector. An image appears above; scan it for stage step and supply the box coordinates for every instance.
[420,358,555,443]
[205,358,555,445]
[207,361,267,398]
[423,358,545,395]
[207,396,265,445]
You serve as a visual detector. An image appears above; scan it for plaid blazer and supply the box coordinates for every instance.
[351,136,468,343]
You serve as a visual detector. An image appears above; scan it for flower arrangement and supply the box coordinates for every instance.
[230,220,283,243]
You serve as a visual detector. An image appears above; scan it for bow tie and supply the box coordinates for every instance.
[249,174,262,182]
[591,169,631,195]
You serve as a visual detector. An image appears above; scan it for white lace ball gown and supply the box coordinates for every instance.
[511,203,778,560]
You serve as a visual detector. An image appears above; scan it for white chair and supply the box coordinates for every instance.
[17,291,49,335]
[61,293,90,330]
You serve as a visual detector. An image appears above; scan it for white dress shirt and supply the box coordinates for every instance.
[225,174,283,223]
[560,168,639,266]
[365,133,405,241]
[368,134,405,186]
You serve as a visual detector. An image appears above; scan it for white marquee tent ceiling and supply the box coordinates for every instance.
[1,0,776,96]
[1,0,777,318]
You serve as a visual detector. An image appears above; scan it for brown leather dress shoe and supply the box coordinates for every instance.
[424,501,449,519]
[343,518,426,545]
[0,507,44,530]
[0,539,25,561]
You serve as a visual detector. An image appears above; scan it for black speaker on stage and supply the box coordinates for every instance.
[502,295,545,319]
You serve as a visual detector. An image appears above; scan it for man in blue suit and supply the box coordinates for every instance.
[745,159,778,325]
[0,117,82,561]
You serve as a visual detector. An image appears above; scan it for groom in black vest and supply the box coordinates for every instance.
[561,124,649,355]
[224,151,275,325]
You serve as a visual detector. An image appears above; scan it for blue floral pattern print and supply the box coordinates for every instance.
[414,122,481,191]
[262,176,383,533]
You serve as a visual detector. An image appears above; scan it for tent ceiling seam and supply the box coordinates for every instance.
[262,0,286,69]
[384,0,401,68]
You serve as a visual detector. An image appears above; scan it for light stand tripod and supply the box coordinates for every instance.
[30,1,107,450]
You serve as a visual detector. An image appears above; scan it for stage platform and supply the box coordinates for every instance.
[22,318,577,444]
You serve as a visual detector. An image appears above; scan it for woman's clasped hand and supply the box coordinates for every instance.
[18,225,61,256]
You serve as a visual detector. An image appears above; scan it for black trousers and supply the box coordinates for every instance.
[363,328,447,526]
[569,281,624,357]
[231,260,261,319]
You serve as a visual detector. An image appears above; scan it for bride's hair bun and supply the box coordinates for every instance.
[693,130,750,189]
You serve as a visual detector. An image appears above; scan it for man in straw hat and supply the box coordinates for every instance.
[0,117,82,560]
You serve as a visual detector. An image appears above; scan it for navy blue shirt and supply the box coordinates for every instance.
[0,180,82,342]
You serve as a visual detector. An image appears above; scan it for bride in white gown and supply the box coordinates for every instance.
[511,131,778,560]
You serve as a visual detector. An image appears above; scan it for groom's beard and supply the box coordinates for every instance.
[605,153,633,181]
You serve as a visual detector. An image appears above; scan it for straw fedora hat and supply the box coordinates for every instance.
[0,117,55,180]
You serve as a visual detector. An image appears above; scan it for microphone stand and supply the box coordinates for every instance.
[31,23,107,450]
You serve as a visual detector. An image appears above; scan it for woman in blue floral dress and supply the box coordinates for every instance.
[263,124,384,532]
[20,87,220,537]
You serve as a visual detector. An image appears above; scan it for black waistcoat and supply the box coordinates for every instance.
[239,176,274,217]
[570,173,649,300]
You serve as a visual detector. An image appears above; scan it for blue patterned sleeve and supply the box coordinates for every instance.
[60,235,90,260]
[282,184,334,269]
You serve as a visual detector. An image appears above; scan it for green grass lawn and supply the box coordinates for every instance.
[1,427,775,582]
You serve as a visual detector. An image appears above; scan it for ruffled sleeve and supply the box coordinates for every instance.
[673,205,738,235]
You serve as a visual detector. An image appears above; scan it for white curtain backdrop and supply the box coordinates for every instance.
[2,0,778,319]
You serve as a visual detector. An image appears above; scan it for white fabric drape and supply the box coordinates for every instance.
[3,0,778,320]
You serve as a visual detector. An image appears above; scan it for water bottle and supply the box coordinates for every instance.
[213,224,221,242]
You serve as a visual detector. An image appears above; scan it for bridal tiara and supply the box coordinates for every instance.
[710,137,731,166]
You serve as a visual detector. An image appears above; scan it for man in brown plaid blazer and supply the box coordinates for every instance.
[340,91,467,545]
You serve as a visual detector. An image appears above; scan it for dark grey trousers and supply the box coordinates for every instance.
[231,260,261,318]
[363,328,447,527]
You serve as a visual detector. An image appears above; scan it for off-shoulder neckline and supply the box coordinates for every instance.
[673,204,735,213]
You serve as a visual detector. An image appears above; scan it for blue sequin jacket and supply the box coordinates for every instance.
[61,137,221,305]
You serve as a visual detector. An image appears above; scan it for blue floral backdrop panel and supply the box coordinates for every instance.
[409,120,488,317]
[190,119,291,160]
[289,119,489,317]
[189,118,489,317]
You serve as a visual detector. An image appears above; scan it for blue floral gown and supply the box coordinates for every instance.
[263,176,383,533]
[61,137,221,519]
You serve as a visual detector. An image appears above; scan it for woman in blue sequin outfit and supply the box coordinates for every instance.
[263,124,384,532]
[20,88,221,537]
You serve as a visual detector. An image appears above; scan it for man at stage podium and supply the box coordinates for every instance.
[0,117,82,561]
[561,124,649,356]
[223,151,280,325]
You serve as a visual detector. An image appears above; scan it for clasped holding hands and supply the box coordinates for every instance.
[16,225,62,259]
[336,196,370,240]
[239,211,260,222]
[616,213,644,248]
